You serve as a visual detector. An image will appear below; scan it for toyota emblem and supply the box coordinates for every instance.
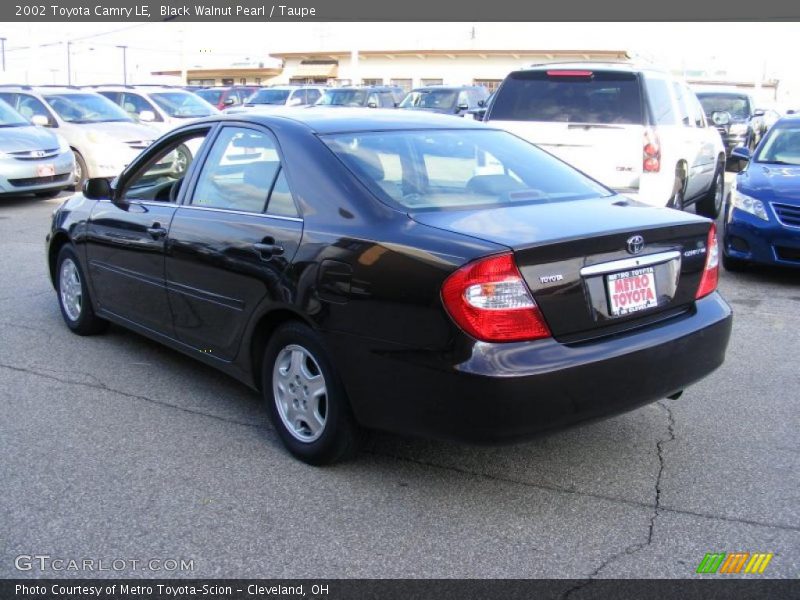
[626,235,645,255]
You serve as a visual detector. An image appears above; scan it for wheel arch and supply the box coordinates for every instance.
[247,307,315,392]
[48,230,72,287]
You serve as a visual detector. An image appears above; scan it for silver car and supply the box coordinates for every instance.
[0,86,162,188]
[0,98,73,198]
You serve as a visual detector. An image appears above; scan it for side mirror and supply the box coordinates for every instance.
[138,110,156,122]
[472,108,488,121]
[477,99,486,107]
[82,177,113,200]
[288,97,303,106]
[711,111,732,126]
[753,109,765,117]
[730,146,752,162]
[31,114,50,127]
[367,101,378,109]
[223,98,236,106]
[457,102,470,111]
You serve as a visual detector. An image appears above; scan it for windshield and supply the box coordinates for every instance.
[755,124,800,165]
[195,89,223,104]
[317,89,367,106]
[400,90,457,111]
[0,98,29,127]
[490,71,643,124]
[150,91,216,118]
[44,93,133,124]
[246,89,291,105]
[696,94,752,120]
[323,129,611,211]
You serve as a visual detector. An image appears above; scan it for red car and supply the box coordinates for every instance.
[194,86,259,110]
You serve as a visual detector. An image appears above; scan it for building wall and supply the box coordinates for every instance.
[273,53,626,90]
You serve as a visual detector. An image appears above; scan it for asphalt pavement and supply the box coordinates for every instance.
[0,184,797,583]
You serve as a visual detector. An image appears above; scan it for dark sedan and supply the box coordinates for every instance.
[46,110,732,464]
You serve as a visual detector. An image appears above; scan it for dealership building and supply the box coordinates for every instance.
[153,49,630,91]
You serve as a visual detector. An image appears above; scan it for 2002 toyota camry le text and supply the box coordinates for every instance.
[46,110,732,464]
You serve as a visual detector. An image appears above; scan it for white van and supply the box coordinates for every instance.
[485,63,726,217]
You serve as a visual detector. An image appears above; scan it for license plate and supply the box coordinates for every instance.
[36,164,55,177]
[606,267,658,317]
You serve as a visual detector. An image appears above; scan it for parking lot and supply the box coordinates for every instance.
[0,179,798,581]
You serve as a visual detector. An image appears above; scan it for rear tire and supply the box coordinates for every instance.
[55,245,108,335]
[668,174,686,211]
[261,322,362,465]
[696,162,724,219]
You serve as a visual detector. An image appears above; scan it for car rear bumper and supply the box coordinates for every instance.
[724,206,800,267]
[328,293,732,443]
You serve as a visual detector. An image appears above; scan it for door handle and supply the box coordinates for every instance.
[146,223,167,239]
[253,241,284,260]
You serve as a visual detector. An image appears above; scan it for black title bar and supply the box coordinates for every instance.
[5,0,800,21]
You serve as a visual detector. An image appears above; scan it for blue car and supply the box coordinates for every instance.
[723,115,800,270]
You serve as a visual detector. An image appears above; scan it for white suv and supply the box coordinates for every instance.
[224,86,325,114]
[485,63,726,217]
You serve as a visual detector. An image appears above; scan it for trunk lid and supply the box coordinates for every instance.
[492,120,643,191]
[412,197,712,342]
[487,68,647,191]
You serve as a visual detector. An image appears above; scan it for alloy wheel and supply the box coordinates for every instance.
[59,257,82,322]
[272,344,328,442]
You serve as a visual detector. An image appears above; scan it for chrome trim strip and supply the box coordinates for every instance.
[177,204,303,223]
[580,251,681,277]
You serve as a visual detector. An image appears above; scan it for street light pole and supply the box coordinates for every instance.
[117,45,128,84]
[66,41,72,85]
[0,38,6,72]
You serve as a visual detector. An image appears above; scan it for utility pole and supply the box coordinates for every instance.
[66,41,72,85]
[0,38,6,71]
[117,45,128,84]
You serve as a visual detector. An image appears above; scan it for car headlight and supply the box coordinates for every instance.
[729,123,748,135]
[731,189,769,221]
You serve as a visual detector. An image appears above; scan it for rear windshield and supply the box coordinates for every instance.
[696,93,751,120]
[490,70,643,125]
[196,89,223,104]
[246,89,291,105]
[322,129,611,211]
[400,90,457,111]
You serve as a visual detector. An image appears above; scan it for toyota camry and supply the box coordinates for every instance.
[46,110,732,464]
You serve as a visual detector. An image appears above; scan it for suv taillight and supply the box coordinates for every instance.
[643,128,661,173]
[696,224,719,299]
[441,253,551,343]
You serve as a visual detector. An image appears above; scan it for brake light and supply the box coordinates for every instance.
[546,70,593,77]
[696,224,719,299]
[643,128,661,173]
[441,253,551,342]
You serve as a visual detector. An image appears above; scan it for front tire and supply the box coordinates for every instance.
[72,151,87,191]
[55,245,108,335]
[696,162,724,219]
[262,322,362,465]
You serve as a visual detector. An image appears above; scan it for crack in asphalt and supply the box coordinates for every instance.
[4,359,799,543]
[0,362,263,429]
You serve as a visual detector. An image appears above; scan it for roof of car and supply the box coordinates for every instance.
[519,61,669,75]
[213,107,493,134]
[409,85,486,92]
[0,85,90,94]
[693,87,752,97]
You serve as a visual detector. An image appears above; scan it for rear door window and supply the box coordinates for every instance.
[644,77,677,126]
[490,70,643,124]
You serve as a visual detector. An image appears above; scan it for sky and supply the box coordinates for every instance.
[0,21,796,103]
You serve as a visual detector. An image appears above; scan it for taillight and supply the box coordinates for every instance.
[441,253,551,343]
[643,128,661,173]
[696,224,719,299]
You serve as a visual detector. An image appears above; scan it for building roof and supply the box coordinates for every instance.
[271,49,630,61]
